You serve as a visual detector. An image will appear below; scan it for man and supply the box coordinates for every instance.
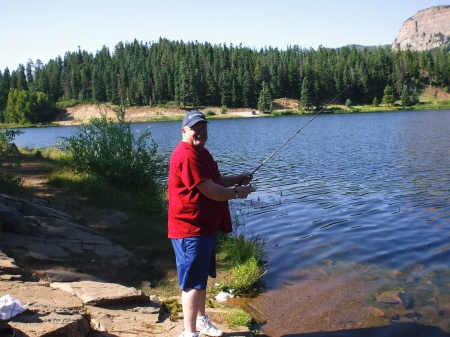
[168,110,253,337]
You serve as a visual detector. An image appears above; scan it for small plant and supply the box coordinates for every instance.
[227,257,267,294]
[217,234,266,295]
[225,308,253,328]
[162,299,183,321]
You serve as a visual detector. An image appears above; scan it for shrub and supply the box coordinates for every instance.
[0,128,23,189]
[61,106,167,207]
[4,90,55,124]
[55,99,81,110]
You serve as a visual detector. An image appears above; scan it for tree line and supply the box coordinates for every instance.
[0,38,449,123]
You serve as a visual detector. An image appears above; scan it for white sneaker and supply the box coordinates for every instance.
[196,315,223,336]
[178,332,199,337]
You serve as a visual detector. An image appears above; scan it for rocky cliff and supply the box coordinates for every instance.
[393,5,450,51]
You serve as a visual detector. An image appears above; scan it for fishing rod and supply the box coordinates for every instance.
[244,76,359,190]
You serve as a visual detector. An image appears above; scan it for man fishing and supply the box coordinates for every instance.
[168,110,253,337]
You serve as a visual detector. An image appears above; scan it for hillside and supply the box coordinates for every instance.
[51,88,450,126]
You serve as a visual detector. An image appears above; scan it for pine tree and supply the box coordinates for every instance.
[372,97,378,106]
[401,85,411,107]
[300,76,313,110]
[257,81,272,113]
[382,85,395,107]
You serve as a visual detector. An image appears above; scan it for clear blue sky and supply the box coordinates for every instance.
[1,0,448,71]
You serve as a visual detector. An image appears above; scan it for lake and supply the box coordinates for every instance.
[13,110,450,334]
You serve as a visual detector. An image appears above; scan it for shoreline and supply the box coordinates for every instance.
[52,104,261,126]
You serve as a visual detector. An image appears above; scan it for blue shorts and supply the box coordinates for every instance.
[171,234,217,290]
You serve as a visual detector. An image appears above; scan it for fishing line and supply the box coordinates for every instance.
[250,77,359,178]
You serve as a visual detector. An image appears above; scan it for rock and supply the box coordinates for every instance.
[390,270,403,279]
[376,290,402,305]
[37,269,104,282]
[365,306,386,317]
[392,309,417,319]
[393,5,450,51]
[0,249,21,275]
[419,305,442,319]
[0,194,251,337]
[1,194,69,220]
[0,204,31,235]
[86,303,176,337]
[50,281,148,306]
[0,281,88,337]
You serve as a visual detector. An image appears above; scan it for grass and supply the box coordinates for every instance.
[216,234,267,296]
[225,308,253,328]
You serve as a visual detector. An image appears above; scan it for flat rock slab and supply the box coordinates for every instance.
[12,313,91,337]
[50,281,149,306]
[37,269,104,282]
[87,304,177,337]
[0,281,88,337]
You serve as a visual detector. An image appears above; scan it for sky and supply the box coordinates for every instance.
[1,0,448,71]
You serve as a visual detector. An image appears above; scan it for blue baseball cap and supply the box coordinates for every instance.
[182,110,208,128]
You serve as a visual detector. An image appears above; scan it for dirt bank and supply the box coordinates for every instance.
[54,104,261,126]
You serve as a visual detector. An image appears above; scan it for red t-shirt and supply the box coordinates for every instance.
[168,141,232,238]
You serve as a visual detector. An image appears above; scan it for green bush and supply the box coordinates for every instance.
[4,90,55,124]
[61,106,167,208]
[0,128,23,189]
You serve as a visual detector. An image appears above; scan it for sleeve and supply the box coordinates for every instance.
[179,149,211,191]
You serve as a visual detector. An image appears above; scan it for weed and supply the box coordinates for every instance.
[162,299,183,321]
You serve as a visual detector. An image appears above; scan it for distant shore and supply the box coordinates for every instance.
[52,104,260,126]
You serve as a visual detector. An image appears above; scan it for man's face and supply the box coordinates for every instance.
[182,122,208,150]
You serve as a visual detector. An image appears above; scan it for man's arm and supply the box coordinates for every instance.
[196,179,251,201]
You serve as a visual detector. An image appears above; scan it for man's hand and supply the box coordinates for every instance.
[237,172,253,186]
[234,184,252,199]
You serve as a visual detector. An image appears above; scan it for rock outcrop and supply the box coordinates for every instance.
[393,5,450,51]
[0,194,249,336]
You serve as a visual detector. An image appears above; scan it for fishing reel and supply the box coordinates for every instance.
[248,183,257,192]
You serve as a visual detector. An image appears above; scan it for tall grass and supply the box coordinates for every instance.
[216,233,266,296]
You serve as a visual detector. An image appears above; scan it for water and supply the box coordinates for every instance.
[13,111,450,280]
[13,110,450,332]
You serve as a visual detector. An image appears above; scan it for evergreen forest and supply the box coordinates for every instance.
[0,38,449,124]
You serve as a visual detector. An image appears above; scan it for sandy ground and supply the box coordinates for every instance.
[54,104,261,126]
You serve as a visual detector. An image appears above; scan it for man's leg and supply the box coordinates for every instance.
[182,288,206,333]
